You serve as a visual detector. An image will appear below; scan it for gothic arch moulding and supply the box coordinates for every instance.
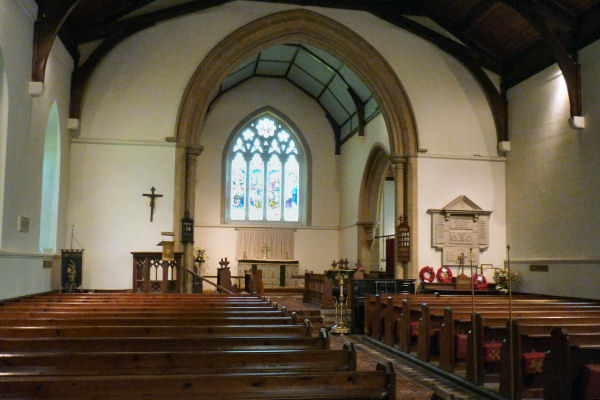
[176,8,418,157]
[357,145,390,270]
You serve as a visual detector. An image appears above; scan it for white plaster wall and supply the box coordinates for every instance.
[0,0,37,251]
[195,77,339,278]
[505,39,600,299]
[73,2,499,288]
[0,0,76,300]
[80,1,497,157]
[417,156,507,282]
[338,114,390,265]
[67,142,175,289]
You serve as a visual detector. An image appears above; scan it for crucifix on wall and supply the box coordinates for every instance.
[142,186,163,222]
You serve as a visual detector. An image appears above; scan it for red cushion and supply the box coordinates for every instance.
[582,364,600,400]
[522,351,545,375]
[484,341,501,363]
[455,334,467,360]
[410,321,419,337]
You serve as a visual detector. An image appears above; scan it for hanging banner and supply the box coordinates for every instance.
[61,249,83,292]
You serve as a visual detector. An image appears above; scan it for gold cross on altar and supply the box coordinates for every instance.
[261,245,270,260]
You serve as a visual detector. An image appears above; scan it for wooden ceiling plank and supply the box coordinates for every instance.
[369,10,508,142]
[501,0,575,30]
[500,0,582,115]
[32,0,82,82]
[455,0,497,30]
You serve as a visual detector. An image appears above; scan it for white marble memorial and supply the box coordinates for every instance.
[428,196,492,266]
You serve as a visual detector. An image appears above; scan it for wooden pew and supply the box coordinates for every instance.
[0,323,313,338]
[438,307,600,374]
[543,327,600,400]
[0,315,299,326]
[0,293,398,400]
[0,362,396,400]
[499,320,600,400]
[0,344,357,376]
[0,327,330,352]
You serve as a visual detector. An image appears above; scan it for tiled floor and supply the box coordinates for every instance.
[269,292,494,400]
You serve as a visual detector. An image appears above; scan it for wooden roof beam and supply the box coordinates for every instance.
[76,0,230,43]
[501,0,582,117]
[367,10,509,142]
[325,113,342,155]
[32,0,81,82]
[347,87,365,137]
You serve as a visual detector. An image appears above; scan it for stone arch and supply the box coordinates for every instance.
[174,8,420,279]
[357,145,390,271]
[0,46,8,246]
[176,9,418,156]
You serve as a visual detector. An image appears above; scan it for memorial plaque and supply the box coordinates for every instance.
[450,216,472,230]
[427,196,492,266]
[443,247,480,266]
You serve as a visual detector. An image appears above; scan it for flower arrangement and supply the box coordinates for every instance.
[194,248,208,263]
[494,268,519,293]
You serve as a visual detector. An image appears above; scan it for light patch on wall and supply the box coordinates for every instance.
[0,46,7,246]
[548,69,569,118]
[39,102,61,253]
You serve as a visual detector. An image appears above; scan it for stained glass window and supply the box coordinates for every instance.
[227,113,303,223]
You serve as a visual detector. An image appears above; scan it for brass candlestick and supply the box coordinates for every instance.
[326,261,355,334]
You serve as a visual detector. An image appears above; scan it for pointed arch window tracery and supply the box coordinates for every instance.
[226,113,303,223]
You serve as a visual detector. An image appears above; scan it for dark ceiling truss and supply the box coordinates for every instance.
[498,0,582,117]
[209,43,372,153]
[32,0,81,82]
[31,0,598,142]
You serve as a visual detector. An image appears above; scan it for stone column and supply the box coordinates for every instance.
[391,156,407,279]
[179,144,203,293]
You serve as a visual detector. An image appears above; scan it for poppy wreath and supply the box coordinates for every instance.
[473,274,488,290]
[436,266,453,283]
[419,266,435,282]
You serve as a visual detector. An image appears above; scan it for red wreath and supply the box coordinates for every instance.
[419,266,435,282]
[473,274,488,290]
[436,266,453,283]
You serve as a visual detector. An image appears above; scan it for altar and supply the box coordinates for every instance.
[238,259,300,288]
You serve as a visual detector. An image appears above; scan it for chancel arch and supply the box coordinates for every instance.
[0,47,7,246]
[175,9,419,275]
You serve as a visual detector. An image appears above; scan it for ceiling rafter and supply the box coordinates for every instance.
[75,0,230,44]
[365,8,508,142]
[500,0,582,116]
[32,0,81,82]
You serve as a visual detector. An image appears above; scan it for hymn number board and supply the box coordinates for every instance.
[428,195,492,266]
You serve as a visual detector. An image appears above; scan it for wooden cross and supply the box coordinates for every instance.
[142,186,163,222]
[219,257,230,268]
[458,252,466,275]
[261,245,270,260]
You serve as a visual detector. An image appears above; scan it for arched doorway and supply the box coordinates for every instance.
[358,146,390,272]
[174,9,419,276]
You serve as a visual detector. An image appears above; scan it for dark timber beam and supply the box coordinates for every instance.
[325,113,342,155]
[368,11,508,142]
[70,33,128,118]
[32,0,81,82]
[76,0,233,43]
[501,0,582,117]
[347,88,365,137]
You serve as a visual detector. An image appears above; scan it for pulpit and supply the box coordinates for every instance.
[132,252,183,293]
[238,259,300,288]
